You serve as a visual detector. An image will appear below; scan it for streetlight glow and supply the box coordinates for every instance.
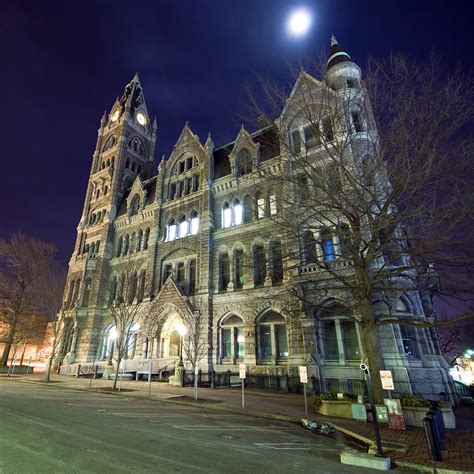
[176,323,187,337]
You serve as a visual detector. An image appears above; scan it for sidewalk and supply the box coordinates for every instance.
[3,373,474,473]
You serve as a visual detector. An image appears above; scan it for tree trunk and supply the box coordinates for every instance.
[113,359,120,390]
[359,320,386,403]
[44,357,53,383]
[1,319,17,366]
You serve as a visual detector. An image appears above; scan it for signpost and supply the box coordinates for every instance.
[380,370,394,391]
[194,365,199,400]
[299,366,308,415]
[148,360,153,399]
[239,363,246,408]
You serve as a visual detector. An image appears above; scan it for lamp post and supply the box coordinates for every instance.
[176,323,187,367]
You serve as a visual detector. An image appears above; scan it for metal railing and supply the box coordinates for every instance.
[423,403,446,461]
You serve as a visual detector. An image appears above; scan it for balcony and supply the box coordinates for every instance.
[298,258,352,275]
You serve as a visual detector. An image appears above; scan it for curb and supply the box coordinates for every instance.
[394,461,474,474]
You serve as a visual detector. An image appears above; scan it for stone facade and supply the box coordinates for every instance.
[58,42,454,401]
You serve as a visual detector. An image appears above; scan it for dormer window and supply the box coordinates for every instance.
[347,78,355,88]
[130,194,140,216]
[304,124,321,149]
[172,155,199,176]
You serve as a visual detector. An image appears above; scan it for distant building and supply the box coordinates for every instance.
[58,38,454,401]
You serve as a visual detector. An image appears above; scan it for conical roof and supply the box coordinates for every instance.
[327,35,351,70]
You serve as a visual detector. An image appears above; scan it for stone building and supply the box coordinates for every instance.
[59,38,454,401]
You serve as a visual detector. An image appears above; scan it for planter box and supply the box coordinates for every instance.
[317,400,353,418]
[401,406,456,429]
[0,365,34,375]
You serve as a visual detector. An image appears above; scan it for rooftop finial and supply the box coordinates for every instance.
[331,35,338,46]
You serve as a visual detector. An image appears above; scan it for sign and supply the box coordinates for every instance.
[380,370,394,390]
[239,363,246,379]
[384,398,406,430]
[194,366,199,375]
[351,403,367,421]
[299,366,308,384]
[376,405,389,423]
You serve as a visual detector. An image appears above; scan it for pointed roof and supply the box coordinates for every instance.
[174,122,203,151]
[120,73,146,114]
[327,35,352,70]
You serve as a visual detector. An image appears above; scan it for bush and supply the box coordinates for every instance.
[400,393,431,408]
[313,392,357,409]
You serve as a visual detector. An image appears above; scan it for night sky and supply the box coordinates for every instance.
[1,0,473,265]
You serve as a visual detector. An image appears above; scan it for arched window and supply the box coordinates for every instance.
[125,322,140,359]
[123,235,130,255]
[256,192,265,219]
[237,149,252,176]
[104,186,108,196]
[130,232,136,253]
[219,252,230,291]
[399,325,420,358]
[178,215,188,238]
[220,314,245,362]
[82,278,92,308]
[319,227,335,262]
[234,248,244,290]
[269,192,277,215]
[243,195,253,223]
[129,137,145,156]
[125,158,130,169]
[253,244,266,287]
[270,240,283,285]
[166,218,177,241]
[233,198,243,225]
[103,135,116,152]
[188,259,196,295]
[130,194,140,216]
[319,303,361,363]
[109,276,117,305]
[127,272,138,304]
[131,161,136,173]
[143,228,150,249]
[101,325,117,360]
[117,236,123,257]
[222,202,231,228]
[257,311,288,363]
[137,230,143,252]
[190,210,199,235]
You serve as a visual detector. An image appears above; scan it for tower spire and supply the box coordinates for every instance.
[327,35,351,70]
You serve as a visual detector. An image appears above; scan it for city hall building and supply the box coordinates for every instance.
[58,38,454,400]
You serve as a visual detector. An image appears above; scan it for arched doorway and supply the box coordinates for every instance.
[169,330,180,357]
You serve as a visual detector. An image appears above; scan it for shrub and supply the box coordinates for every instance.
[400,393,431,408]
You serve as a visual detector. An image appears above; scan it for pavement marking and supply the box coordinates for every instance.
[110,412,240,417]
[254,442,328,450]
[172,424,293,431]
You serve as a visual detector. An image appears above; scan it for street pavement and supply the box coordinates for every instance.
[0,378,370,474]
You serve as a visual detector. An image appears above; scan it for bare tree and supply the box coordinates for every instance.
[243,50,474,401]
[106,256,148,390]
[0,232,56,366]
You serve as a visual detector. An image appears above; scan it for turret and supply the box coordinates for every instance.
[325,36,362,91]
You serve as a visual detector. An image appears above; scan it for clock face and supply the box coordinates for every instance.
[136,112,146,126]
[111,110,120,122]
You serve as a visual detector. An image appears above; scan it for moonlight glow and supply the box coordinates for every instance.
[288,9,312,37]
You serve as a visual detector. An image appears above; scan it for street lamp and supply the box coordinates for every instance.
[176,323,187,367]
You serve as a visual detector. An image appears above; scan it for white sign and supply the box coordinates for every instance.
[299,366,308,384]
[380,370,394,390]
[239,363,246,379]
[194,366,199,375]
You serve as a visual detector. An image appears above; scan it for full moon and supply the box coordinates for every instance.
[288,9,312,36]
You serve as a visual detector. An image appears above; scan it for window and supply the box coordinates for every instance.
[192,174,200,192]
[184,176,191,195]
[190,210,199,235]
[304,124,321,149]
[338,223,351,258]
[130,232,136,254]
[162,264,172,286]
[291,129,301,153]
[178,215,188,238]
[319,228,335,262]
[82,279,92,308]
[123,235,130,255]
[237,149,252,176]
[351,111,363,133]
[166,219,176,241]
[186,157,193,170]
[129,137,145,155]
[117,237,123,257]
[322,117,334,141]
[169,182,176,201]
[234,249,244,290]
[302,230,316,263]
[220,315,245,362]
[127,272,138,304]
[222,202,232,228]
[346,78,355,88]
[189,259,196,295]
[143,228,150,249]
[269,194,277,215]
[396,297,410,313]
[137,271,146,302]
[256,192,265,219]
[234,199,243,225]
[125,322,140,359]
[101,325,117,360]
[109,276,117,305]
[257,311,288,363]
[271,241,283,285]
[319,305,362,364]
[299,175,310,201]
[177,262,185,290]
[103,135,116,152]
[243,195,253,223]
[219,252,230,291]
[130,195,140,216]
[137,230,143,251]
[254,245,266,287]
[400,325,420,358]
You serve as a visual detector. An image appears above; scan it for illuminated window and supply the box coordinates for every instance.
[220,315,245,362]
[178,215,188,238]
[222,202,232,228]
[234,199,243,225]
[167,219,177,241]
[256,192,265,219]
[254,245,266,287]
[237,149,252,176]
[219,252,230,291]
[269,194,277,215]
[190,211,199,235]
[257,311,288,363]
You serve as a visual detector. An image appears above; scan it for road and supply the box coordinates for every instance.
[0,379,369,473]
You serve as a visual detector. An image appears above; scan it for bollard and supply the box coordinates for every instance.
[423,416,442,461]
